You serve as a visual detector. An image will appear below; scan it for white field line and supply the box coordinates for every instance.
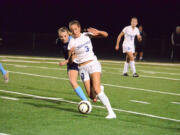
[102,62,180,71]
[4,63,66,71]
[103,66,180,75]
[1,55,180,67]
[3,57,180,71]
[103,65,180,71]
[0,56,63,61]
[140,75,180,81]
[101,61,180,67]
[1,59,180,74]
[0,96,19,101]
[0,90,63,101]
[130,100,150,104]
[104,71,180,81]
[4,63,106,72]
[0,59,58,64]
[139,69,180,76]
[3,63,180,81]
[0,89,179,123]
[0,133,10,135]
[8,70,180,97]
[102,83,180,96]
[171,102,180,105]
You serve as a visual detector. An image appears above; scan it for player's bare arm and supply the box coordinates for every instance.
[137,34,142,42]
[115,32,124,51]
[59,48,75,66]
[67,47,77,64]
[59,60,68,66]
[87,27,108,38]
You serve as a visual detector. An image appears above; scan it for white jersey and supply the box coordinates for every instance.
[122,26,140,46]
[68,32,97,64]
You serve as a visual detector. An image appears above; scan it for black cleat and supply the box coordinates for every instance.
[133,73,139,77]
[123,73,129,76]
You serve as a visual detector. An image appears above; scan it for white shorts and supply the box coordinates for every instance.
[122,45,135,53]
[78,60,101,82]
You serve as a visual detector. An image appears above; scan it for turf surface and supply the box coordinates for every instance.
[0,55,180,135]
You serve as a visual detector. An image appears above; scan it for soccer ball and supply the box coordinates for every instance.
[78,100,92,114]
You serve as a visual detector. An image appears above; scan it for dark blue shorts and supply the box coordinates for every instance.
[67,62,79,71]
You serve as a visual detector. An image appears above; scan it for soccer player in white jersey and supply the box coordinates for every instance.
[57,27,88,101]
[115,17,142,77]
[68,20,116,119]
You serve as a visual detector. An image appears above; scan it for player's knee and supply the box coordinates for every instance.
[129,56,134,61]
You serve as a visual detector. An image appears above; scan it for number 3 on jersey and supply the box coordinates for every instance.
[85,46,89,52]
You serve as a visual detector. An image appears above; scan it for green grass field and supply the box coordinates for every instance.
[0,55,180,135]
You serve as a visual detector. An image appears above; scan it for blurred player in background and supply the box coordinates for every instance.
[56,27,88,101]
[68,20,116,119]
[171,26,180,61]
[0,63,9,83]
[115,17,141,77]
[135,25,146,61]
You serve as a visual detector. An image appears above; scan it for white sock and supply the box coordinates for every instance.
[100,85,104,93]
[97,92,114,114]
[130,61,136,74]
[123,62,129,74]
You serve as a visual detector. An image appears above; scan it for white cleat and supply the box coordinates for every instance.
[105,112,116,119]
[3,72,9,83]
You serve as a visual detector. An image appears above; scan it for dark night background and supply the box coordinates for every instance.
[0,0,180,60]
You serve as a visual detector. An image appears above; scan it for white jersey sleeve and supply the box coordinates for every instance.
[67,38,74,50]
[122,27,128,33]
[135,28,140,36]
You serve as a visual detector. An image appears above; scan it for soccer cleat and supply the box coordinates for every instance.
[123,73,129,76]
[105,112,116,119]
[133,73,139,77]
[3,71,9,83]
[93,98,98,102]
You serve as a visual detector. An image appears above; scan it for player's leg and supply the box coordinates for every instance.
[90,60,116,118]
[90,72,116,119]
[80,68,99,102]
[83,80,96,100]
[139,45,144,61]
[122,45,130,76]
[134,51,138,60]
[0,63,9,83]
[127,52,139,77]
[68,69,87,101]
[123,55,130,76]
[139,51,143,61]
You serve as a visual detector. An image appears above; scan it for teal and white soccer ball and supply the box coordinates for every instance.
[78,100,92,114]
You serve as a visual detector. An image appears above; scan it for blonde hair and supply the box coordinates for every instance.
[69,20,81,28]
[58,27,71,35]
